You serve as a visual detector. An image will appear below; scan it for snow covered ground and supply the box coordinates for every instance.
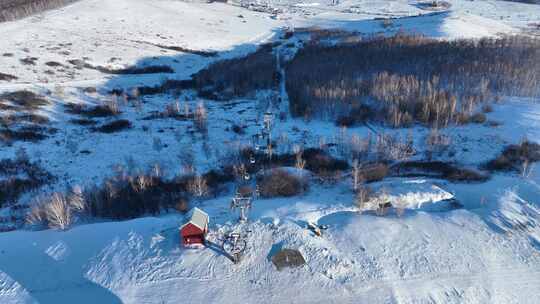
[0,0,539,303]
[1,181,539,304]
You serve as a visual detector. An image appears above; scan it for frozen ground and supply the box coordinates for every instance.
[0,0,539,303]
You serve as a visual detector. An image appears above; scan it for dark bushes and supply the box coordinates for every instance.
[91,65,174,75]
[151,44,218,57]
[485,141,540,171]
[0,73,17,81]
[0,127,49,143]
[392,161,488,182]
[241,147,349,176]
[69,118,97,126]
[0,158,55,207]
[65,103,118,117]
[193,44,278,99]
[336,104,374,127]
[470,112,487,124]
[85,167,234,220]
[358,163,389,183]
[87,174,187,219]
[0,91,50,110]
[303,148,349,174]
[92,119,131,133]
[135,79,194,96]
[257,169,308,198]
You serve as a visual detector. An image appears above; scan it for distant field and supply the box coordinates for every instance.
[0,0,78,22]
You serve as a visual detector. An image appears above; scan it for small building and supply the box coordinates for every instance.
[180,208,209,246]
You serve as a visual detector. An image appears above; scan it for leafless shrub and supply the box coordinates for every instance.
[194,101,208,134]
[358,163,389,183]
[20,57,38,65]
[233,163,250,182]
[0,158,54,207]
[0,90,50,111]
[394,161,488,182]
[294,145,306,170]
[425,128,451,159]
[64,102,119,118]
[470,112,487,124]
[521,159,535,178]
[92,119,131,133]
[369,188,392,216]
[0,72,17,81]
[26,203,47,227]
[187,174,209,198]
[381,19,393,29]
[174,198,189,213]
[486,140,540,172]
[27,186,85,230]
[258,169,308,198]
[354,183,371,211]
[375,133,414,162]
[105,95,120,115]
[482,104,493,113]
[44,193,71,230]
[351,159,361,191]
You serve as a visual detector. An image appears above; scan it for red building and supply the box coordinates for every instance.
[180,208,209,246]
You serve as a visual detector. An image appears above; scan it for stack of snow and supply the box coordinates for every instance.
[363,179,456,212]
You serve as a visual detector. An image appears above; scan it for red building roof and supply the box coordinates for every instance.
[180,207,209,235]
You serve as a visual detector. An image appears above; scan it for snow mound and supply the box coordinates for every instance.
[364,179,455,211]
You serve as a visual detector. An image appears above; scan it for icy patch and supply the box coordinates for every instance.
[0,271,35,304]
[45,241,70,262]
[488,190,540,234]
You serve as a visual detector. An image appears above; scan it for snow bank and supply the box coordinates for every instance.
[363,179,455,211]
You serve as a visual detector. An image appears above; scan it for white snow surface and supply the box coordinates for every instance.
[363,179,455,211]
[0,0,539,303]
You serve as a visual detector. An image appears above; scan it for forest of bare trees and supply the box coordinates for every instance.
[285,34,540,127]
[0,0,78,22]
[192,43,278,99]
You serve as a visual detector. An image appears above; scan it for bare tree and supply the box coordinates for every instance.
[522,159,535,179]
[294,145,306,170]
[351,159,361,191]
[188,175,209,198]
[45,193,72,230]
[354,183,371,212]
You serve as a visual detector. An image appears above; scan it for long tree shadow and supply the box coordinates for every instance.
[0,238,122,303]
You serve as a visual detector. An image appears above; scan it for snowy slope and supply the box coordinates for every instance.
[1,184,539,304]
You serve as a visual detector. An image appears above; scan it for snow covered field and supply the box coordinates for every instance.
[0,0,539,303]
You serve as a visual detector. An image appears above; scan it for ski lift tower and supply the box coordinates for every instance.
[262,111,274,159]
[252,134,263,152]
[231,192,253,223]
[263,111,274,132]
